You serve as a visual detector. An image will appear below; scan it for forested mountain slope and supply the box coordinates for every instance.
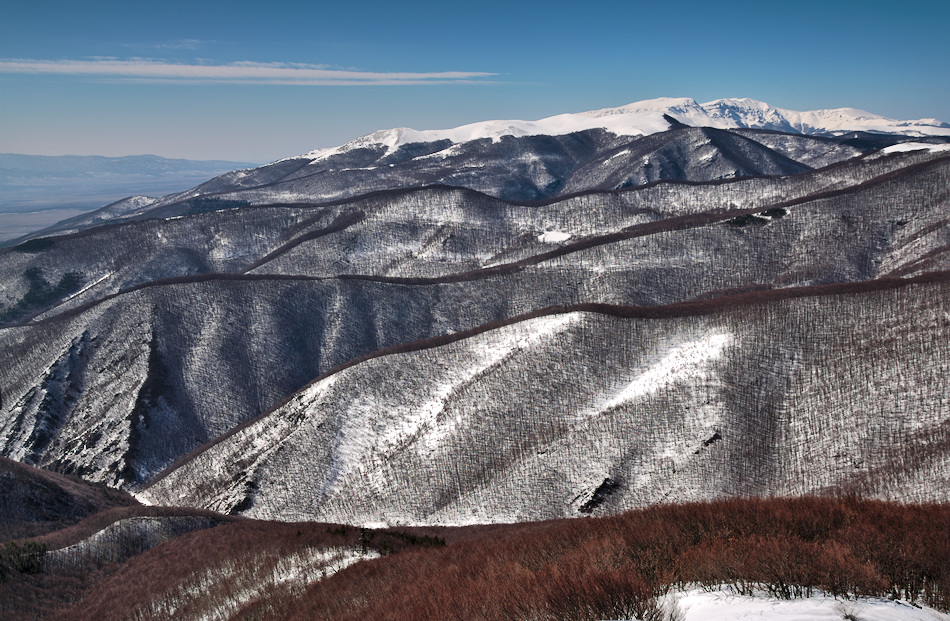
[1,102,949,533]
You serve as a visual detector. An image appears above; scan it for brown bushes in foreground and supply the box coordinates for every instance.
[18,496,950,620]
[279,497,950,621]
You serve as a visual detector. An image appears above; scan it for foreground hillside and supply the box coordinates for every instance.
[2,496,947,620]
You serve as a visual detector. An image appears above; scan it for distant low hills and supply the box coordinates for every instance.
[0,153,259,242]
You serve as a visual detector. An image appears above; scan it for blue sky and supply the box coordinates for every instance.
[2,0,948,162]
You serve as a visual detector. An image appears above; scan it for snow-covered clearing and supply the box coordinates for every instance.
[538,230,572,243]
[881,142,950,154]
[656,587,950,621]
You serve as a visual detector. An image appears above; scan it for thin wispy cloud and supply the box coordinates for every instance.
[120,40,217,51]
[0,58,496,85]
[156,40,215,50]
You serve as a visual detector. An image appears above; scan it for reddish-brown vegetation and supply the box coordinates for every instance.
[3,496,941,621]
[43,520,435,621]
[28,505,237,551]
[0,457,138,542]
[0,506,239,620]
[277,497,950,621]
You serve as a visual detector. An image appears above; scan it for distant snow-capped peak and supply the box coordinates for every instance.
[297,97,950,161]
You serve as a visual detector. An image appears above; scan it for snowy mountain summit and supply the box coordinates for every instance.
[33,96,950,232]
[300,97,950,160]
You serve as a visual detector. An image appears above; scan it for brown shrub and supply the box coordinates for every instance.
[10,496,950,620]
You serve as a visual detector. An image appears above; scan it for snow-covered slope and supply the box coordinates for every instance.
[3,97,950,529]
[4,151,950,489]
[298,96,950,160]
[142,277,950,525]
[663,588,950,621]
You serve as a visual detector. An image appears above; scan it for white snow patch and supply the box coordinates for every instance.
[58,272,112,304]
[145,546,374,621]
[538,230,572,243]
[661,587,950,621]
[391,312,583,453]
[414,143,465,160]
[697,147,719,163]
[881,142,950,154]
[601,332,732,412]
[320,312,585,489]
[131,491,153,506]
[296,374,340,404]
[603,148,631,163]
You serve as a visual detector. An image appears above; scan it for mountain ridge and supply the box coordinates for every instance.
[8,98,948,246]
[2,97,950,529]
[4,147,949,490]
[4,91,950,619]
[294,96,950,162]
[4,148,948,330]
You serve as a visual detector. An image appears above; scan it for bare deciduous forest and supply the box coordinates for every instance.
[2,110,950,619]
